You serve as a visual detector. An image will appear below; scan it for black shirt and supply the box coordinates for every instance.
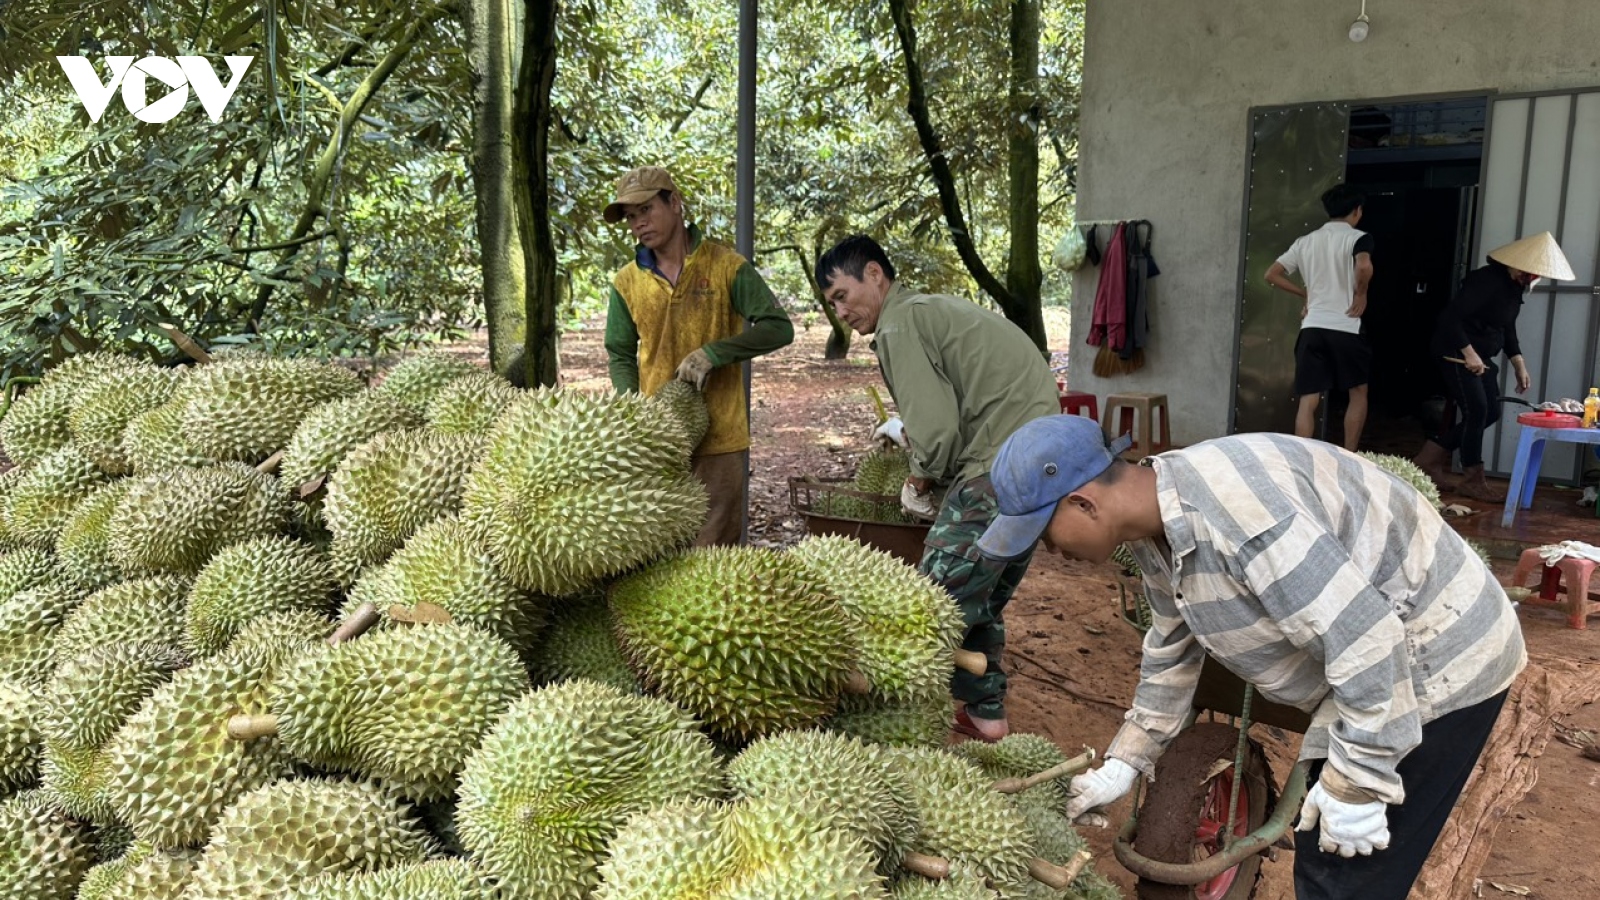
[1431,261,1524,362]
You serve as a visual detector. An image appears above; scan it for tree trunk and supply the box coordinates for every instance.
[1006,0,1047,352]
[761,243,851,360]
[465,0,527,382]
[513,0,561,387]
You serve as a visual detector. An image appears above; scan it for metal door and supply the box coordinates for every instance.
[1231,104,1351,435]
[1477,90,1600,481]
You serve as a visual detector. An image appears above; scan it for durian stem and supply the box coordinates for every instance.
[1060,849,1092,885]
[329,603,381,645]
[991,748,1097,794]
[952,648,988,676]
[255,450,284,474]
[1028,856,1078,890]
[227,714,280,741]
[156,322,213,364]
[296,473,329,500]
[842,670,872,695]
[867,385,889,426]
[900,851,952,879]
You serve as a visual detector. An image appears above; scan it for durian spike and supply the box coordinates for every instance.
[227,713,280,741]
[329,602,381,645]
[1028,856,1078,890]
[156,322,213,363]
[900,851,952,879]
[255,450,284,474]
[843,670,873,695]
[953,649,988,676]
[991,748,1096,794]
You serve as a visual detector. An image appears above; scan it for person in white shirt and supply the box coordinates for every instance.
[1265,185,1376,452]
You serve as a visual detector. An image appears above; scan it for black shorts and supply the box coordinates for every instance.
[1294,328,1371,395]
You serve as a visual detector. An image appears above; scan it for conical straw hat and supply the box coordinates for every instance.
[1488,231,1575,281]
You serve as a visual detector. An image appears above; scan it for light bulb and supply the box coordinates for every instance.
[1349,17,1370,42]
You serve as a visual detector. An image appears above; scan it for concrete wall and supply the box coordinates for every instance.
[1073,0,1600,445]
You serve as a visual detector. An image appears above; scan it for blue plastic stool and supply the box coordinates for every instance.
[1501,424,1600,528]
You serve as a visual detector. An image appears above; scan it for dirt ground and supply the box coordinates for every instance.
[551,309,1600,899]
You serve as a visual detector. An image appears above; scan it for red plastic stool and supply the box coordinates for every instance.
[1060,390,1098,421]
[1513,548,1599,629]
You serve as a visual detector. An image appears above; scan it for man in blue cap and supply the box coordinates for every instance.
[976,416,1525,900]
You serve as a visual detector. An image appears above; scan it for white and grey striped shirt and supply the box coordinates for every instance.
[1109,434,1526,804]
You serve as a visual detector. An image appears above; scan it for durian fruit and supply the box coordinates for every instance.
[374,352,482,415]
[856,446,912,497]
[182,778,436,900]
[425,370,521,435]
[527,592,640,692]
[68,366,183,475]
[103,633,304,849]
[292,859,499,900]
[826,697,955,750]
[461,389,707,597]
[0,674,40,795]
[594,794,889,900]
[185,536,334,658]
[75,842,198,900]
[0,789,96,899]
[343,516,546,661]
[120,403,209,474]
[0,581,85,685]
[890,875,1000,899]
[279,392,423,490]
[172,356,363,464]
[1014,804,1120,900]
[247,622,529,802]
[322,429,483,573]
[889,748,1036,900]
[609,547,856,742]
[52,575,190,665]
[38,642,186,822]
[728,730,919,874]
[648,379,711,456]
[456,678,724,899]
[1360,452,1442,509]
[54,479,134,592]
[0,379,77,466]
[108,463,288,575]
[0,466,25,551]
[227,609,336,652]
[2,445,110,548]
[0,545,60,602]
[91,823,135,862]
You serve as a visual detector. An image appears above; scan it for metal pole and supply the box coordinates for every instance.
[736,0,757,544]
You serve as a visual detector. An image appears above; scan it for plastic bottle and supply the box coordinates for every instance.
[1585,387,1600,428]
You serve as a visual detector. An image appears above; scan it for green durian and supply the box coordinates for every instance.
[2,445,110,548]
[826,695,953,749]
[291,859,499,900]
[185,536,334,658]
[108,463,288,575]
[0,579,84,685]
[182,778,435,900]
[344,515,546,661]
[890,874,1000,899]
[609,546,856,742]
[0,674,39,795]
[52,575,190,666]
[226,609,336,652]
[75,841,198,900]
[279,392,422,490]
[54,479,134,592]
[173,356,363,464]
[374,353,482,415]
[1360,452,1442,508]
[424,370,521,435]
[261,622,529,802]
[0,466,24,551]
[120,403,209,474]
[323,429,483,571]
[648,379,711,456]
[527,592,640,692]
[1,379,77,467]
[68,366,182,475]
[0,545,59,603]
[456,678,724,899]
[0,789,95,899]
[889,748,1036,900]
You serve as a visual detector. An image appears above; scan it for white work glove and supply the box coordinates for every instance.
[899,480,939,520]
[1296,780,1390,858]
[872,417,908,449]
[675,348,715,390]
[1065,757,1140,821]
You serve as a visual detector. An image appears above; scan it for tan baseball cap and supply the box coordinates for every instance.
[603,166,678,223]
[1488,231,1575,281]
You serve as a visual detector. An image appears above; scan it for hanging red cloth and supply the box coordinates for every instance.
[1086,222,1128,351]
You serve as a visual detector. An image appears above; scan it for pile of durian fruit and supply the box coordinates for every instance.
[0,349,1121,900]
[814,445,916,525]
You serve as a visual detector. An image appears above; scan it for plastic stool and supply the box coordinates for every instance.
[1513,548,1599,629]
[1103,392,1171,458]
[1059,391,1098,421]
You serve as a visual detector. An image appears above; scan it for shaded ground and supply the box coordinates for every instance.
[553,309,1596,899]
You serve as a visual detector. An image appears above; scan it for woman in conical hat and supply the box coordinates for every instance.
[1412,231,1573,502]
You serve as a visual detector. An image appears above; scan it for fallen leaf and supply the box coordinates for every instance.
[1487,882,1532,896]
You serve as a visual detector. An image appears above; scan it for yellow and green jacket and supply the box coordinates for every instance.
[605,224,794,456]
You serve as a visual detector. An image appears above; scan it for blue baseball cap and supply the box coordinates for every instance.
[976,415,1132,561]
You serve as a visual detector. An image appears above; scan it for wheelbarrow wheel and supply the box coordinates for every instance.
[1132,722,1275,900]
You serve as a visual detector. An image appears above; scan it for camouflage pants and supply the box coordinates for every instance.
[918,474,1035,720]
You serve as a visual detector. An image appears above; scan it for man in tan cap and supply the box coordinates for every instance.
[602,165,794,546]
[1413,231,1574,501]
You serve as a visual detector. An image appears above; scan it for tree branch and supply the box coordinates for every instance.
[669,75,715,135]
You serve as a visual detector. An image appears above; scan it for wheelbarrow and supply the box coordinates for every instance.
[1112,577,1313,900]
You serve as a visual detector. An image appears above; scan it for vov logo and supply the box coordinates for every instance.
[57,56,254,124]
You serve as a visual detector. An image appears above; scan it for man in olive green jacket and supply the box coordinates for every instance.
[817,234,1060,741]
